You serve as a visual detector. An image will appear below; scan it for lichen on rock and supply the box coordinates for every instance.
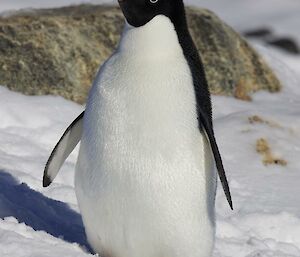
[0,5,282,104]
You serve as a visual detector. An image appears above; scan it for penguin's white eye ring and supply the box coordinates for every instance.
[149,0,159,4]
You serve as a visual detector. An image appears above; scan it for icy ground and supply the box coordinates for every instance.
[1,0,300,257]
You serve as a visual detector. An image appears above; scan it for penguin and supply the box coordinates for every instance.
[43,1,233,256]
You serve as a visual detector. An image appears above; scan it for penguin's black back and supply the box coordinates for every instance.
[169,6,213,128]
[169,4,233,209]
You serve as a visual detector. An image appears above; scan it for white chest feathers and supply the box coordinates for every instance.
[83,15,199,160]
[75,15,216,257]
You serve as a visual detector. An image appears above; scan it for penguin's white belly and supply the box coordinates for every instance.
[75,16,216,257]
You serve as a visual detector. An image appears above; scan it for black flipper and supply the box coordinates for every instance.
[43,111,84,187]
[198,108,233,210]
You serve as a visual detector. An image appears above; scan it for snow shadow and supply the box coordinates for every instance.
[0,170,92,252]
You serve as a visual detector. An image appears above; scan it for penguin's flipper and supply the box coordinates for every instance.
[198,108,233,210]
[43,111,84,187]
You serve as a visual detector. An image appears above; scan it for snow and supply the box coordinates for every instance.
[0,0,300,256]
[212,74,300,256]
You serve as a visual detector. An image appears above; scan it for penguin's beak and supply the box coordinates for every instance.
[118,0,126,9]
[118,0,129,19]
[117,0,147,27]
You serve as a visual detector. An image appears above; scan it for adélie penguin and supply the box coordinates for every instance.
[43,0,233,256]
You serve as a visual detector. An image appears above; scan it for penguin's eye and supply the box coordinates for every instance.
[149,0,159,3]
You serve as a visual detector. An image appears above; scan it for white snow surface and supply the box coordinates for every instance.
[1,0,300,257]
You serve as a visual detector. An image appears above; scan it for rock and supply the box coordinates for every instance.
[266,37,300,55]
[0,5,281,104]
[243,27,300,55]
[243,28,273,38]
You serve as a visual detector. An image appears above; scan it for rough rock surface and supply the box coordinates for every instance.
[0,5,281,103]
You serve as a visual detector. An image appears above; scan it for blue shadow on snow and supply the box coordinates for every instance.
[0,170,92,253]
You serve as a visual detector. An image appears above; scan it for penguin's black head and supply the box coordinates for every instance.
[118,0,185,27]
